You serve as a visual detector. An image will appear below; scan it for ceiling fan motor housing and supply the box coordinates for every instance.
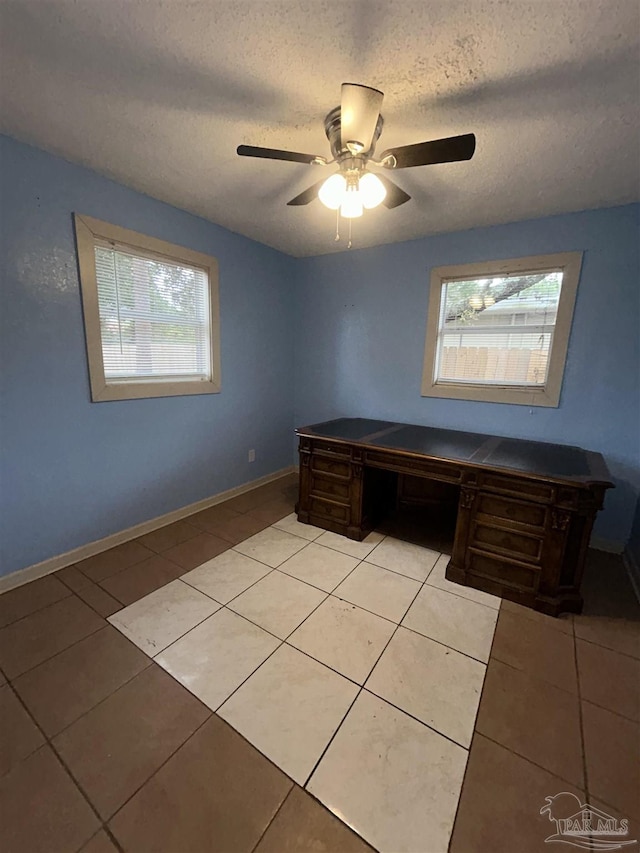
[324,106,384,162]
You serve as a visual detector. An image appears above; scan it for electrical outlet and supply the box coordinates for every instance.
[248,449,256,463]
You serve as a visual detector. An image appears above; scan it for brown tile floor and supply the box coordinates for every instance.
[452,549,640,853]
[1,474,638,852]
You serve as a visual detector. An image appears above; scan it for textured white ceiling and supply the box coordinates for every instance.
[1,1,639,257]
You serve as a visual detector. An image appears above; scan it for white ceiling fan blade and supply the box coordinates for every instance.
[340,83,384,154]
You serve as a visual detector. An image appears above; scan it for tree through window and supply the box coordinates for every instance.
[421,253,582,407]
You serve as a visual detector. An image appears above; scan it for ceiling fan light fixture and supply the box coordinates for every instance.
[239,83,478,241]
[340,184,364,218]
[318,170,386,216]
[318,173,347,209]
[359,172,387,209]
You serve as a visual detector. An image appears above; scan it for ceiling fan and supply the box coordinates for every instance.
[237,83,476,221]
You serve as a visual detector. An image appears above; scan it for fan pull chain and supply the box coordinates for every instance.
[333,211,354,249]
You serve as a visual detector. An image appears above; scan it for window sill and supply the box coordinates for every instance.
[92,379,221,402]
[420,381,560,407]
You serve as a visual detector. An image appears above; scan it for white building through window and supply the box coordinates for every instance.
[422,253,582,406]
[74,214,221,401]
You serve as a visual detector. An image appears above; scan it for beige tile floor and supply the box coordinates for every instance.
[1,473,638,852]
[106,512,501,850]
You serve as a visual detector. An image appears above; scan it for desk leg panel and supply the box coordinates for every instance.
[450,486,477,573]
[297,446,312,524]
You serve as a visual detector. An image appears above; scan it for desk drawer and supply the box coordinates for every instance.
[311,474,351,502]
[478,473,554,503]
[309,497,350,524]
[363,450,462,483]
[476,493,547,530]
[311,455,351,478]
[471,522,543,563]
[468,549,540,592]
[312,440,350,458]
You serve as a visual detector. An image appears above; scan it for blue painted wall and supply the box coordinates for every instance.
[0,136,296,576]
[2,134,638,577]
[294,205,640,547]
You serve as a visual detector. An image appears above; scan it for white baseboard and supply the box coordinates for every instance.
[589,536,624,554]
[0,466,296,595]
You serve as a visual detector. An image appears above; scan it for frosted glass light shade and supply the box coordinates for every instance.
[359,173,387,209]
[318,174,346,209]
[340,187,363,218]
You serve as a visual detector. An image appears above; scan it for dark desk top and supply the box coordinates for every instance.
[296,418,613,488]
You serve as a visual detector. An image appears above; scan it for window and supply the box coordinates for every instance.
[421,252,582,406]
[74,214,221,401]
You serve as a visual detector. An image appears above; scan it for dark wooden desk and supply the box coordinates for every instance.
[296,418,613,616]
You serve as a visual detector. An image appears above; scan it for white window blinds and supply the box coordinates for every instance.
[435,271,563,387]
[94,243,212,383]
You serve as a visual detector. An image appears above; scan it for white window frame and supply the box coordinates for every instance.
[421,252,582,407]
[74,214,221,402]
